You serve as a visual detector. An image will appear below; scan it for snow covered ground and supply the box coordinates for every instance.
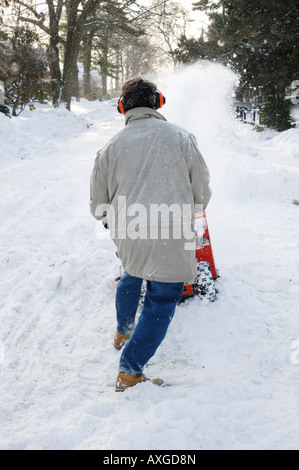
[0,62,299,450]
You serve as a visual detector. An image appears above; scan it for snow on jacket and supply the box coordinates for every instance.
[90,107,212,283]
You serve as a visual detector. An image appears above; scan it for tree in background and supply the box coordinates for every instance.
[259,93,295,132]
[174,31,213,63]
[44,0,64,107]
[4,0,157,109]
[175,0,299,131]
[0,26,49,115]
[83,0,189,99]
[119,35,165,83]
[5,0,65,107]
[148,0,190,68]
[0,0,195,110]
[79,0,144,100]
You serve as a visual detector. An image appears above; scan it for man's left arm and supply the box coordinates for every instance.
[187,134,212,211]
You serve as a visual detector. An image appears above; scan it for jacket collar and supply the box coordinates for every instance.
[125,107,167,126]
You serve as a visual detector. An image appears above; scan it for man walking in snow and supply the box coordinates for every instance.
[90,77,211,391]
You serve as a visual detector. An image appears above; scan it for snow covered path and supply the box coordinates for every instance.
[1,63,299,450]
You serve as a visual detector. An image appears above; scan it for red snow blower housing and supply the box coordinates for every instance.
[181,211,218,302]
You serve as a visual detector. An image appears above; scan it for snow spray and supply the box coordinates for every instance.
[158,61,238,149]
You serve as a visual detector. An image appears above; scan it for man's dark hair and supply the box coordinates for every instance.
[121,77,157,112]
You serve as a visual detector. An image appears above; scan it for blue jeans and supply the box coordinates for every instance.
[115,272,184,375]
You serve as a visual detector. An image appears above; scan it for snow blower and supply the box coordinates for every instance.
[180,211,218,303]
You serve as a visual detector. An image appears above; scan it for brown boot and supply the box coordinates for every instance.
[113,331,131,350]
[115,371,164,392]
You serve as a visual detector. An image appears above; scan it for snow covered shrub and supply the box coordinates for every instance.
[0,28,51,116]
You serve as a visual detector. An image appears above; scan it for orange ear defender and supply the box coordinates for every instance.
[117,91,166,115]
[155,91,166,110]
[117,97,126,115]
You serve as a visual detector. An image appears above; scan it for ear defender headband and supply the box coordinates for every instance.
[117,91,166,115]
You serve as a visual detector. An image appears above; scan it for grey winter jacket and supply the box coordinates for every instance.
[90,107,211,283]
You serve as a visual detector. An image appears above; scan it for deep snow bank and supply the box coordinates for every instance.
[0,104,91,165]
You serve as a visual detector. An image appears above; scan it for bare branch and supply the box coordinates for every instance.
[11,0,43,19]
[45,0,55,19]
[56,0,64,21]
[18,15,65,43]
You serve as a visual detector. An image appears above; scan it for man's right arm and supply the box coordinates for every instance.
[89,150,109,221]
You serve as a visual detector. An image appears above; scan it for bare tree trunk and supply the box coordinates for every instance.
[101,68,108,99]
[83,57,91,97]
[61,0,100,110]
[99,32,109,99]
[115,49,121,92]
[61,1,79,109]
[83,31,94,97]
[47,29,62,106]
[62,46,80,110]
[46,0,63,106]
